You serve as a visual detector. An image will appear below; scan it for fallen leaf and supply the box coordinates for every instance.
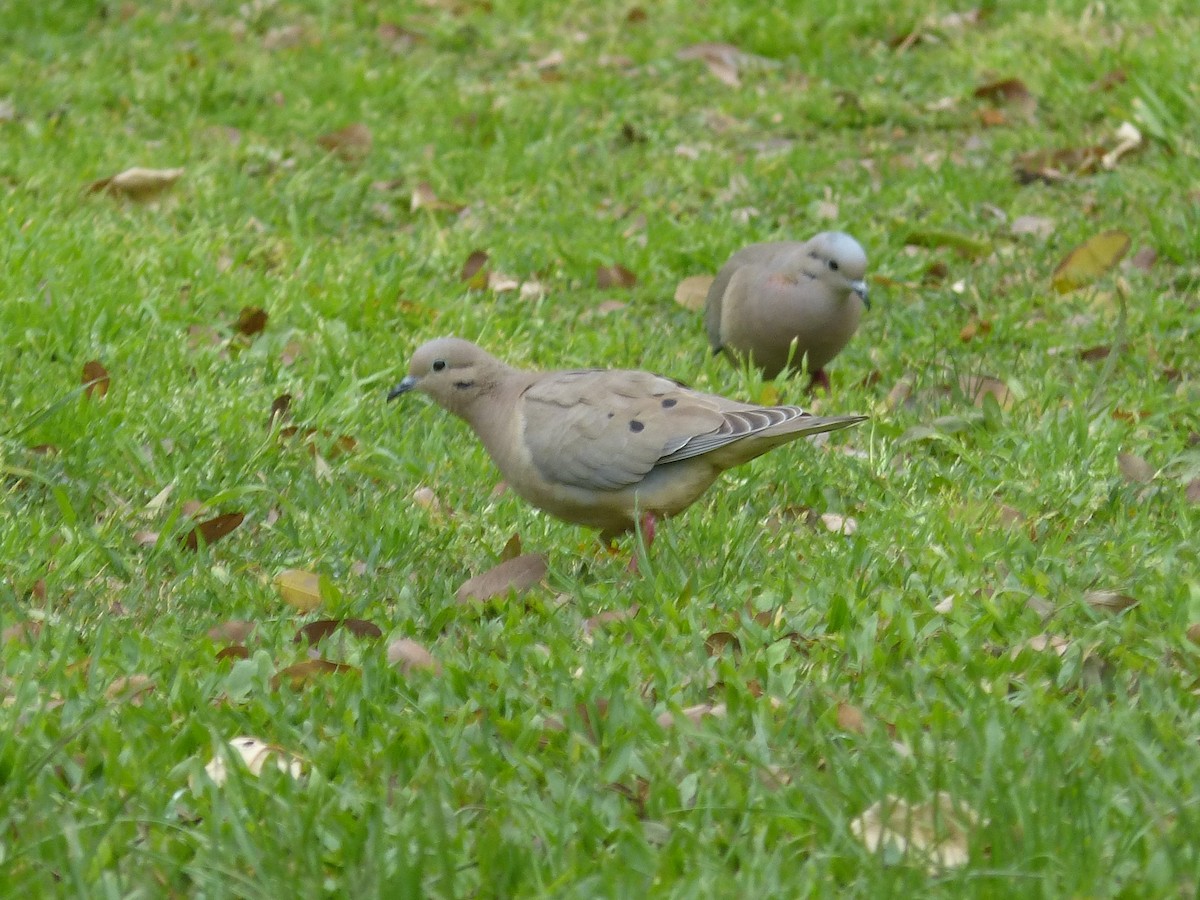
[1186,478,1200,505]
[1079,344,1113,362]
[275,569,322,612]
[820,513,858,535]
[411,181,465,213]
[594,299,627,315]
[235,306,268,336]
[1117,452,1153,484]
[278,427,357,459]
[377,22,425,52]
[1128,247,1157,271]
[977,107,1006,127]
[262,23,306,50]
[674,275,714,311]
[268,393,292,428]
[1101,122,1142,170]
[676,43,772,88]
[180,512,245,551]
[207,624,256,643]
[316,122,372,162]
[885,374,915,410]
[836,702,866,734]
[958,316,992,342]
[1056,230,1128,294]
[1010,215,1055,239]
[1188,624,1200,645]
[1014,145,1106,184]
[455,553,547,605]
[215,645,250,662]
[460,249,489,287]
[132,529,159,547]
[596,264,637,289]
[271,658,358,691]
[387,638,442,675]
[82,360,110,398]
[903,229,990,257]
[201,736,303,787]
[2,621,41,644]
[88,166,184,200]
[705,631,741,657]
[656,702,727,728]
[960,374,1012,409]
[412,486,449,518]
[499,533,523,562]
[1088,69,1126,92]
[1084,590,1138,614]
[850,793,978,871]
[583,605,640,637]
[106,674,155,703]
[294,618,382,645]
[974,77,1031,104]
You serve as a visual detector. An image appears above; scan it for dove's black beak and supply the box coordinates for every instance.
[387,376,418,402]
[851,279,870,310]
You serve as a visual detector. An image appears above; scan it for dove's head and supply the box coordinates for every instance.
[388,337,509,416]
[800,231,870,309]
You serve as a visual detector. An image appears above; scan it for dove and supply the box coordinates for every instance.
[388,338,865,541]
[705,232,870,387]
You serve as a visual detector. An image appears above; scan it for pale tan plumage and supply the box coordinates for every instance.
[705,232,870,381]
[389,338,865,538]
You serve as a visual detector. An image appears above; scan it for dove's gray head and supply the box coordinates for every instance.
[387,337,509,416]
[800,231,870,308]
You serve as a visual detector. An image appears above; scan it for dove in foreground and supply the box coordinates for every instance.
[705,232,869,386]
[388,338,865,540]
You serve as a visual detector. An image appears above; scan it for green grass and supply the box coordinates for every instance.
[3,0,1199,895]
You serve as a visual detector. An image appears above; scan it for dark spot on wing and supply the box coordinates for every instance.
[661,398,677,408]
[629,420,644,432]
[607,412,615,418]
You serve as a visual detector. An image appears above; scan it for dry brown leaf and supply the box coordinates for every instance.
[676,43,756,87]
[278,427,357,459]
[1088,69,1126,92]
[583,605,640,637]
[460,249,489,287]
[455,553,548,605]
[88,166,184,200]
[1128,247,1157,271]
[657,702,727,728]
[411,181,465,213]
[387,638,443,675]
[1084,590,1138,614]
[207,621,254,646]
[132,530,159,547]
[215,645,250,662]
[674,275,714,311]
[180,512,245,551]
[106,674,155,703]
[1187,624,1200,645]
[1186,478,1200,505]
[1079,344,1113,362]
[271,658,358,691]
[885,374,915,411]
[235,306,268,336]
[1014,146,1106,184]
[275,568,322,612]
[596,264,637,290]
[958,316,992,342]
[499,533,523,562]
[850,793,977,871]
[704,631,741,657]
[594,299,627,315]
[295,618,383,645]
[82,360,110,398]
[378,22,425,52]
[836,702,867,734]
[411,485,449,519]
[960,374,1012,409]
[1117,452,1153,484]
[974,77,1033,105]
[316,122,372,162]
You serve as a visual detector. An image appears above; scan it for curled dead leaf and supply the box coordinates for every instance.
[235,306,268,336]
[88,166,184,200]
[82,360,110,398]
[455,553,547,605]
[674,275,714,311]
[215,645,250,662]
[704,631,741,657]
[275,568,322,611]
[387,638,442,675]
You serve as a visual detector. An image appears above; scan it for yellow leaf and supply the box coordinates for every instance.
[673,275,714,311]
[1051,230,1131,294]
[275,568,322,611]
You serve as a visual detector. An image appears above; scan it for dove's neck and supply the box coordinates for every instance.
[452,366,533,442]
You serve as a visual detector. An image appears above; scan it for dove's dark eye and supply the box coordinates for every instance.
[828,259,840,271]
[432,359,447,372]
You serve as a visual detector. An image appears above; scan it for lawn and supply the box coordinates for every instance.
[2,0,1199,895]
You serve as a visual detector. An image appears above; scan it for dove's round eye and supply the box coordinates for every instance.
[432,359,447,372]
[828,259,840,271]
